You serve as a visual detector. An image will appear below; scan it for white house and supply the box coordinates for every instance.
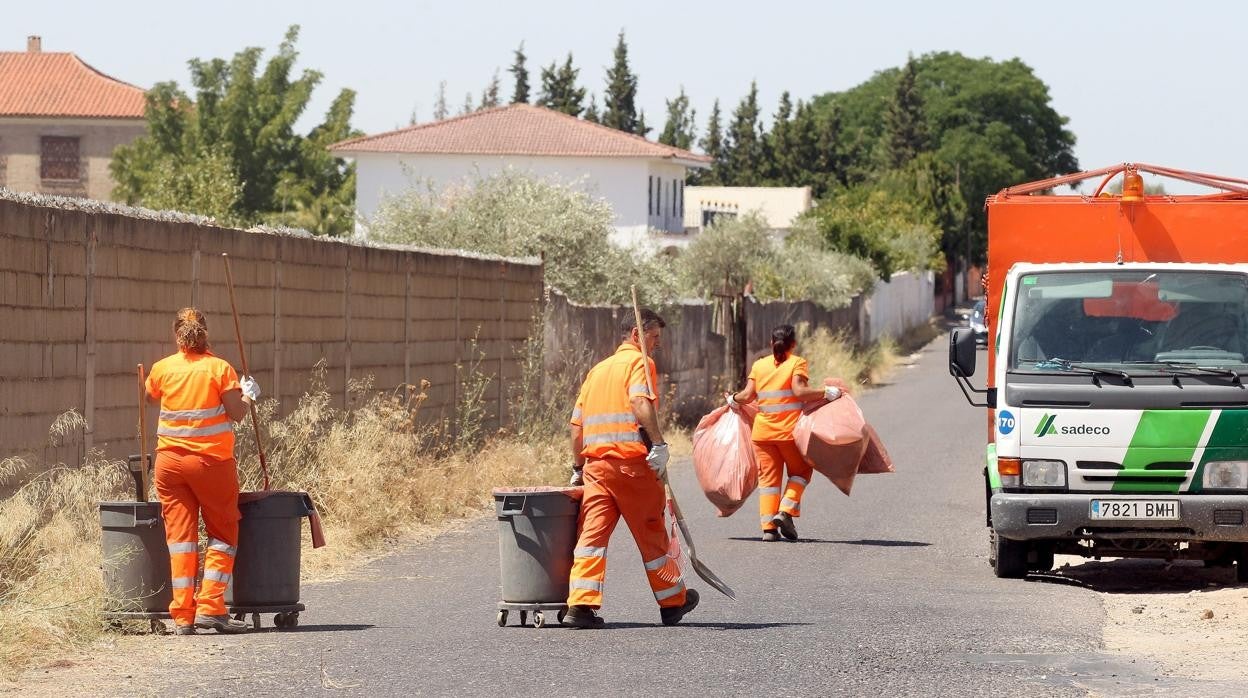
[683,186,813,236]
[330,103,710,247]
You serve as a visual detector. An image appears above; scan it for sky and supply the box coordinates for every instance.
[8,0,1245,191]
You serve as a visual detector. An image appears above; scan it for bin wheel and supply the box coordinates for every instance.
[233,612,247,622]
[287,612,299,628]
[150,619,168,635]
[556,609,566,624]
[533,611,546,629]
[252,613,262,630]
[519,610,528,627]
[274,612,287,628]
[496,610,508,627]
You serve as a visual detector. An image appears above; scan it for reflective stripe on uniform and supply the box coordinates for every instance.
[788,476,809,487]
[159,405,226,421]
[570,578,604,592]
[157,422,235,438]
[643,555,669,571]
[761,515,776,526]
[758,486,781,495]
[583,412,637,426]
[571,407,582,420]
[167,541,198,554]
[654,581,685,601]
[583,431,643,445]
[758,403,803,414]
[574,546,607,558]
[171,576,195,589]
[758,390,795,399]
[781,498,801,510]
[208,539,237,556]
[628,385,651,396]
[202,569,231,583]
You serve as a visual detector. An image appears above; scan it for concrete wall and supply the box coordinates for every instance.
[860,271,936,343]
[0,117,146,200]
[350,152,688,244]
[0,193,543,468]
[684,186,813,231]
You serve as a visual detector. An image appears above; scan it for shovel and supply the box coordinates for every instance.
[631,286,736,600]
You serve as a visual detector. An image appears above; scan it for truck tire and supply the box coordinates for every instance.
[1028,544,1054,572]
[1235,545,1248,583]
[991,531,1028,578]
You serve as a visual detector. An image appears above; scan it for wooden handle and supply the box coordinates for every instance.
[137,364,149,502]
[222,253,269,490]
[630,286,655,400]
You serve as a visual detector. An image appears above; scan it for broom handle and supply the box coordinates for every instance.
[137,363,149,502]
[630,286,656,400]
[222,253,269,490]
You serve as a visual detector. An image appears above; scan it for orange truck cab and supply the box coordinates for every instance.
[949,164,1248,578]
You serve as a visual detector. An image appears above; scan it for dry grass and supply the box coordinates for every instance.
[798,319,940,393]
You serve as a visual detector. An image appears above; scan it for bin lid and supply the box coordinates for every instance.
[491,485,583,501]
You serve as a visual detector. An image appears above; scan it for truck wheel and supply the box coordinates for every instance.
[1029,544,1054,572]
[1235,545,1248,583]
[992,531,1028,578]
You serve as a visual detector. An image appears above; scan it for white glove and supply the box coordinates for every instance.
[569,467,584,487]
[823,385,842,401]
[647,443,670,479]
[726,393,739,411]
[240,375,261,402]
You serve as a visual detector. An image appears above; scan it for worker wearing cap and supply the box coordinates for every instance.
[145,308,260,635]
[563,308,699,628]
[728,324,843,542]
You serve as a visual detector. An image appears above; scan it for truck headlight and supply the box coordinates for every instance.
[1203,461,1248,490]
[1022,460,1067,488]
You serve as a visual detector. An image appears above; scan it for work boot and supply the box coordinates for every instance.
[195,614,249,634]
[660,588,699,626]
[773,512,799,541]
[561,605,604,629]
[173,624,196,636]
[761,529,780,542]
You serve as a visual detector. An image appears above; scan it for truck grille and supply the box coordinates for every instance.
[1026,508,1058,524]
[1214,509,1245,526]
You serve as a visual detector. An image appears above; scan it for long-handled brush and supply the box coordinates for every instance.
[223,253,270,490]
[630,286,736,600]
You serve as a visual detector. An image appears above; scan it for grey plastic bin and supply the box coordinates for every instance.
[493,487,582,603]
[99,501,172,613]
[226,492,314,607]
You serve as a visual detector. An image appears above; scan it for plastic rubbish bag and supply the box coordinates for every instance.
[692,404,759,517]
[793,381,894,496]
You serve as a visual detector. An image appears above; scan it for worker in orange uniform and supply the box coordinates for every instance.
[563,308,699,629]
[145,308,260,635]
[728,324,842,542]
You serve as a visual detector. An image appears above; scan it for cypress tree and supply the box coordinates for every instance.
[636,109,650,138]
[584,94,600,123]
[601,30,639,133]
[433,80,448,120]
[884,56,928,168]
[695,99,725,185]
[480,69,501,109]
[659,88,697,150]
[725,82,763,185]
[509,42,530,104]
[538,53,585,116]
[765,91,794,184]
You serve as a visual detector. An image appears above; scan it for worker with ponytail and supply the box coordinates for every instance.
[727,324,842,541]
[145,308,260,634]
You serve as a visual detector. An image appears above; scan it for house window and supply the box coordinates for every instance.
[41,136,80,181]
[671,180,676,217]
[656,177,661,217]
[678,181,684,220]
[648,176,653,215]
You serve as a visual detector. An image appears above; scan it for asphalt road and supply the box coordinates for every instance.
[85,339,1239,696]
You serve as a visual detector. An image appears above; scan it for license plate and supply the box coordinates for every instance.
[1090,499,1180,520]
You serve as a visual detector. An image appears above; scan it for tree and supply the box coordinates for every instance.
[480,69,501,109]
[764,91,795,185]
[658,88,696,150]
[459,91,474,115]
[583,94,600,123]
[509,42,530,104]
[636,109,650,138]
[695,100,725,185]
[601,30,639,134]
[724,82,764,185]
[538,54,585,116]
[883,56,928,169]
[111,25,358,236]
[433,80,449,120]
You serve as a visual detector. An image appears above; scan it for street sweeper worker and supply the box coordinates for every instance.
[728,324,843,542]
[563,308,699,628]
[145,307,260,635]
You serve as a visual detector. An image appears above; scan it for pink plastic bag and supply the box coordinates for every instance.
[692,404,759,517]
[793,384,894,496]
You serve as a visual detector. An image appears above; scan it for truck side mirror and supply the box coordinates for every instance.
[949,328,977,378]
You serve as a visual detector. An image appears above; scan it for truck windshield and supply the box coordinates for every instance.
[1009,270,1248,372]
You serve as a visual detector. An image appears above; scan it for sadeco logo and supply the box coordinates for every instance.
[1033,413,1110,437]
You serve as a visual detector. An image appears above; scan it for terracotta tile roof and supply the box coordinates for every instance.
[0,51,145,119]
[331,103,710,166]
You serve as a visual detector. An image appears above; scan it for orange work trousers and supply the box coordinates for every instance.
[153,449,241,626]
[754,439,813,531]
[566,456,687,609]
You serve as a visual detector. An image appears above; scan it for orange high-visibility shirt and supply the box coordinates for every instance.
[146,349,239,462]
[748,353,809,442]
[570,342,659,460]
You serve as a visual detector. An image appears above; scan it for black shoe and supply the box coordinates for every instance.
[173,624,196,636]
[194,614,249,634]
[660,588,699,626]
[773,512,799,541]
[561,605,604,629]
[761,529,780,542]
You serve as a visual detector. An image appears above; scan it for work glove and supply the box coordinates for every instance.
[240,375,261,402]
[647,442,670,479]
[823,385,842,402]
[569,467,584,487]
[725,393,739,411]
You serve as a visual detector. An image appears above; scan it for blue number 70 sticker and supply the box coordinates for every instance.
[997,410,1016,435]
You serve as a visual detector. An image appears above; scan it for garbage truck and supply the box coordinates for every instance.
[949,163,1248,578]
